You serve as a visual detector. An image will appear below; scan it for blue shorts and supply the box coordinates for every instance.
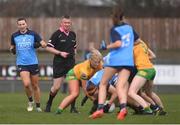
[17,64,39,75]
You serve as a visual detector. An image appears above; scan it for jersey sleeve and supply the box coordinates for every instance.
[47,31,58,48]
[133,29,139,41]
[11,35,15,46]
[72,32,77,49]
[34,32,42,43]
[110,28,121,43]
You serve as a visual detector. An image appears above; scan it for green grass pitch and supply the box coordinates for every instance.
[0,92,180,124]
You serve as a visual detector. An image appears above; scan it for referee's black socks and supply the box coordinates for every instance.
[47,91,57,105]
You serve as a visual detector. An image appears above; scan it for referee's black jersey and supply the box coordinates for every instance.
[47,29,77,59]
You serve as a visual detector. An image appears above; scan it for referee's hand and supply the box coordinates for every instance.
[59,51,69,58]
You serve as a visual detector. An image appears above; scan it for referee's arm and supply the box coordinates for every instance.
[46,43,69,58]
[46,43,61,55]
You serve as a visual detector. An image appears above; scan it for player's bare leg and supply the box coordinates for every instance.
[56,80,80,114]
[116,69,130,120]
[20,71,34,112]
[31,74,42,112]
[128,76,153,115]
[90,67,117,119]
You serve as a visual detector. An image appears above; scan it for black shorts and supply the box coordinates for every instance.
[107,66,134,72]
[17,64,39,75]
[107,66,137,83]
[128,67,137,83]
[53,58,75,78]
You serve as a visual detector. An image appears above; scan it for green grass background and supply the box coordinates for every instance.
[0,92,180,124]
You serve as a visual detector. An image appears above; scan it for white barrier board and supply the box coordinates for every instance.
[0,64,180,85]
[154,65,180,85]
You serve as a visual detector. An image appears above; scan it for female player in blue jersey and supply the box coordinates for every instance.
[83,69,117,114]
[10,18,46,112]
[90,7,140,120]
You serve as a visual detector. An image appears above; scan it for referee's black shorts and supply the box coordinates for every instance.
[53,58,75,78]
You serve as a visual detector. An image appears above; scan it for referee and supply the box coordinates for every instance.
[45,15,78,113]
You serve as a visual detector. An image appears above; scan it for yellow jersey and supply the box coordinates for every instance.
[134,41,153,69]
[73,60,103,80]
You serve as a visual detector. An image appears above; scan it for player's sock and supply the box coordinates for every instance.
[35,103,42,112]
[45,91,57,112]
[97,104,104,110]
[47,91,57,105]
[120,103,127,110]
[28,96,33,102]
[71,100,76,108]
[36,103,40,108]
[70,100,79,113]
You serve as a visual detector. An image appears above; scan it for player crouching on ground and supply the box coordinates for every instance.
[81,69,118,114]
[55,49,103,114]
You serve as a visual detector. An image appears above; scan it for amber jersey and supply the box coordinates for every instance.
[73,60,103,80]
[133,41,153,69]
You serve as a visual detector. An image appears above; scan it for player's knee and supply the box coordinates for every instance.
[24,83,31,89]
[53,84,61,92]
[31,84,39,91]
[51,86,60,93]
[71,92,79,99]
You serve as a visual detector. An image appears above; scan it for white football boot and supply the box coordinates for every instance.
[27,101,34,112]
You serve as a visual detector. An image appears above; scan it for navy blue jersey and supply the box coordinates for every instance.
[11,29,42,65]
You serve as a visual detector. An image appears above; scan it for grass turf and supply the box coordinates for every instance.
[0,92,179,124]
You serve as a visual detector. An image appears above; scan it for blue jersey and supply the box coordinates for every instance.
[104,23,139,67]
[11,29,42,65]
[87,69,117,87]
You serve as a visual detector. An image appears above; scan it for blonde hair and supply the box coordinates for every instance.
[89,48,103,62]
